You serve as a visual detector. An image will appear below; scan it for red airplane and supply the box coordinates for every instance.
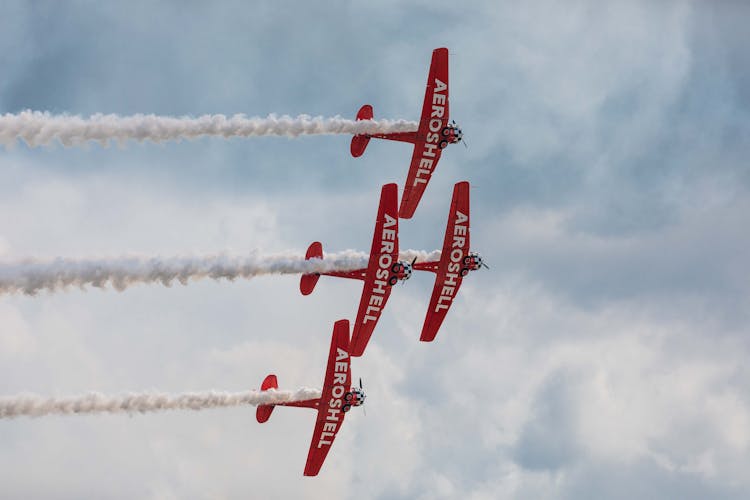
[256,319,365,476]
[350,47,463,219]
[300,183,413,357]
[413,181,486,342]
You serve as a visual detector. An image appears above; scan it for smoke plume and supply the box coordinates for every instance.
[0,249,441,296]
[0,111,418,148]
[0,388,321,418]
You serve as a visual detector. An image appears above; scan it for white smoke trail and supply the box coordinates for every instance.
[0,111,418,148]
[0,249,441,296]
[0,388,322,419]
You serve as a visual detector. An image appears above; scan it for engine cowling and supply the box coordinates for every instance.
[391,260,413,283]
[348,387,366,407]
[441,121,463,145]
[463,252,483,271]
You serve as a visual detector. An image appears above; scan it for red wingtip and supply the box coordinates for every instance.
[455,180,470,193]
[333,319,351,343]
[420,325,438,343]
[349,329,366,357]
[382,182,398,193]
[398,198,416,219]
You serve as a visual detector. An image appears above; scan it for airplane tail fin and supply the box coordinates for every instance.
[300,242,323,296]
[256,374,279,423]
[350,104,373,157]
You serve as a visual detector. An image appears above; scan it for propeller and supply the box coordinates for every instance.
[481,261,490,270]
[448,120,467,148]
[359,377,366,416]
[400,257,418,286]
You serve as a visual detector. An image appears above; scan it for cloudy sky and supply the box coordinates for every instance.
[1,1,749,498]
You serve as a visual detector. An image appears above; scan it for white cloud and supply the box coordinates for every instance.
[0,303,36,358]
[1,1,750,498]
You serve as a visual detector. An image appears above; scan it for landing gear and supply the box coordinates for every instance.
[344,392,353,402]
[391,262,402,273]
[342,404,352,413]
[463,255,472,265]
[439,140,448,149]
[388,275,399,286]
[441,126,450,137]
[460,267,469,277]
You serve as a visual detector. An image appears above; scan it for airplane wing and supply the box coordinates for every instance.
[420,181,470,342]
[399,47,450,219]
[350,183,400,357]
[304,319,352,476]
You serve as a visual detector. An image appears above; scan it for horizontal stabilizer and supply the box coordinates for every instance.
[300,242,324,295]
[256,374,279,423]
[350,105,373,157]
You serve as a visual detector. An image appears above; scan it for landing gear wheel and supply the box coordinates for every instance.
[391,262,402,273]
[441,126,450,137]
[344,392,353,402]
[342,404,352,413]
[460,267,469,277]
[439,140,448,149]
[388,275,399,286]
[463,255,472,265]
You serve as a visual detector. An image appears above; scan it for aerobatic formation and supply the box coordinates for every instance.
[0,47,485,476]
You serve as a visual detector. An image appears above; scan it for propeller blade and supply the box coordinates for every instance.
[482,262,490,270]
[412,256,417,265]
[360,377,366,416]
[462,139,468,149]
